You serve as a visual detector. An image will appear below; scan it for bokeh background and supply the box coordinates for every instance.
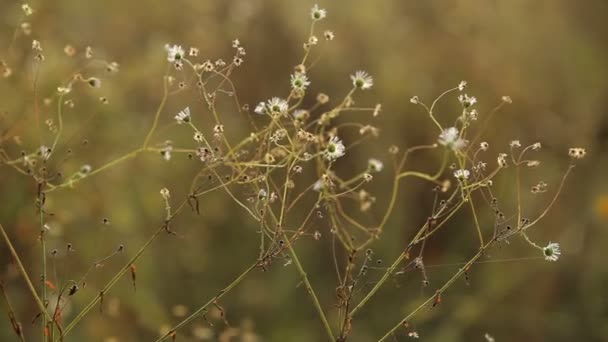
[1,0,607,341]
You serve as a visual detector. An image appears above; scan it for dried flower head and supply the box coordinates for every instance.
[458,93,477,108]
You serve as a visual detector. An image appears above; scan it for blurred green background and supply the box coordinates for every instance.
[1,0,607,341]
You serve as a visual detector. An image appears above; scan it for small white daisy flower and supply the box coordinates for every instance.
[160,188,170,199]
[164,44,184,63]
[175,107,191,124]
[265,97,289,115]
[458,80,467,91]
[324,136,345,161]
[368,158,384,172]
[458,93,477,108]
[254,102,266,115]
[193,131,204,143]
[351,70,373,90]
[410,96,419,104]
[453,168,470,180]
[543,242,561,262]
[311,4,327,21]
[290,72,310,92]
[438,127,467,151]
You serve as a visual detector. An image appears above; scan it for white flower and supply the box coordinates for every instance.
[480,142,489,151]
[311,4,327,21]
[458,80,467,91]
[453,168,470,180]
[254,102,266,115]
[458,93,477,107]
[258,189,267,200]
[39,145,51,160]
[568,147,586,159]
[351,70,373,90]
[410,96,419,104]
[22,4,34,16]
[193,131,204,143]
[313,179,324,192]
[175,107,191,124]
[510,140,521,148]
[255,97,288,115]
[290,72,310,92]
[543,242,561,262]
[324,136,345,161]
[368,158,383,172]
[164,44,184,62]
[324,30,335,40]
[160,188,170,199]
[438,127,467,151]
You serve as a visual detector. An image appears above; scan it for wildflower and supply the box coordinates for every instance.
[510,140,521,148]
[502,95,512,104]
[324,30,335,40]
[32,39,42,51]
[568,147,586,159]
[480,142,489,151]
[543,242,561,262]
[80,164,92,174]
[40,145,51,160]
[454,168,470,180]
[363,173,373,182]
[316,93,329,104]
[308,36,319,45]
[232,39,240,48]
[57,86,71,95]
[160,188,170,199]
[368,158,384,172]
[458,80,467,91]
[290,72,310,92]
[233,56,243,66]
[408,331,419,338]
[161,144,172,161]
[410,96,419,104]
[193,131,204,143]
[106,62,120,73]
[258,189,267,200]
[313,179,324,191]
[324,136,345,161]
[64,45,76,57]
[86,77,102,88]
[311,4,327,21]
[164,44,184,62]
[497,153,508,168]
[255,97,288,116]
[458,93,477,108]
[20,22,31,35]
[532,142,542,150]
[175,107,191,124]
[22,3,33,16]
[438,127,467,151]
[467,109,478,121]
[351,70,373,90]
[189,47,199,57]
